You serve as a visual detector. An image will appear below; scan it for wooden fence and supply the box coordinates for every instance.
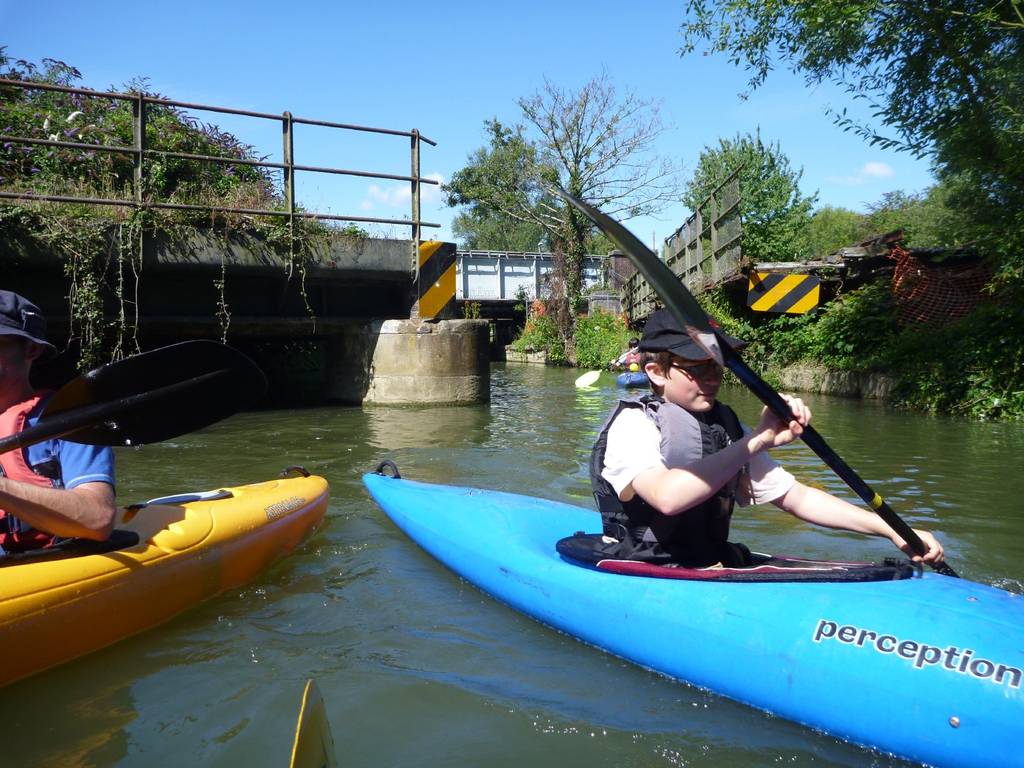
[622,169,742,320]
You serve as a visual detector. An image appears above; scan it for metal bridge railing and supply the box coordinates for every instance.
[456,251,605,301]
[0,77,440,261]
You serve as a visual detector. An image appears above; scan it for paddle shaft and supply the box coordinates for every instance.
[721,340,959,577]
[0,369,229,456]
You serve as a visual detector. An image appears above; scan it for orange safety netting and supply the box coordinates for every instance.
[889,245,991,326]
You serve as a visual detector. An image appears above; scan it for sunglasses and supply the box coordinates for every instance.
[669,359,723,379]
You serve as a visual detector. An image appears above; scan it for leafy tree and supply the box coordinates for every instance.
[684,132,816,262]
[451,207,547,252]
[864,187,970,249]
[679,0,1024,280]
[445,72,681,359]
[806,184,973,258]
[444,120,553,249]
[445,121,619,254]
[806,205,865,257]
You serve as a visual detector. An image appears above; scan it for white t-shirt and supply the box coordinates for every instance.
[601,407,795,506]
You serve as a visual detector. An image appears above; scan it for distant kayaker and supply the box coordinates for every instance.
[0,291,116,553]
[611,337,642,371]
[591,308,944,568]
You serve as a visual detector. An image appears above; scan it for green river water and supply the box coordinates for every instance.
[3,362,1023,767]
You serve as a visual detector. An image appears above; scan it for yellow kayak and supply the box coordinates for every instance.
[0,471,329,688]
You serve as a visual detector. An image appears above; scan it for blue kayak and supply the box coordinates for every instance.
[363,468,1024,768]
[616,371,649,388]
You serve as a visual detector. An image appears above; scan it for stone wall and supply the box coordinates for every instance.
[504,349,548,364]
[776,362,896,400]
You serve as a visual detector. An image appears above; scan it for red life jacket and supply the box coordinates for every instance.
[0,394,59,551]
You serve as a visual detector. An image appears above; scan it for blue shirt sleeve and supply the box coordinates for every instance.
[55,440,115,490]
[24,402,116,491]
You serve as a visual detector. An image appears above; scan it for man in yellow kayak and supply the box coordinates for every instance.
[0,291,116,553]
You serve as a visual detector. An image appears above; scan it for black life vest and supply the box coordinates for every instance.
[589,395,747,567]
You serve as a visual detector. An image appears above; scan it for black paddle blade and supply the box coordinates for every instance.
[41,340,267,447]
[555,188,726,365]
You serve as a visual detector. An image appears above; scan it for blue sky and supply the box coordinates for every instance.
[2,0,936,247]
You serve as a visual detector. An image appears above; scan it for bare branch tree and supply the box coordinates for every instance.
[446,71,682,359]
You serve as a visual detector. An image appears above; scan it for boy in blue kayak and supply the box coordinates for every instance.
[590,308,944,568]
[0,291,116,554]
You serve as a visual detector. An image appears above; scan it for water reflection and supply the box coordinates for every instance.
[0,671,134,766]
[362,403,493,452]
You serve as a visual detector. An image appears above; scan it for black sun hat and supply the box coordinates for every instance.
[638,308,746,360]
[0,290,57,359]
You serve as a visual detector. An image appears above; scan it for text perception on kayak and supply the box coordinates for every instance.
[813,619,1021,689]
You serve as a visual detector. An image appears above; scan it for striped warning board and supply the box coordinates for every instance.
[747,272,821,314]
[417,240,456,319]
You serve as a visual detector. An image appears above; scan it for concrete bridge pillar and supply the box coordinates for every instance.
[327,319,489,405]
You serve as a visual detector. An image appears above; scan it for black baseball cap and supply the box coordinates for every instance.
[638,308,746,360]
[0,290,57,358]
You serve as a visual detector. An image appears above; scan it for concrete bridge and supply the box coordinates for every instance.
[11,230,489,407]
[11,230,624,407]
[0,76,639,407]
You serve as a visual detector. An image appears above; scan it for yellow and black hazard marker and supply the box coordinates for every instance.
[747,272,821,314]
[416,240,456,319]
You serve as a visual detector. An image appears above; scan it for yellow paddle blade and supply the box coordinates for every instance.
[574,370,601,388]
[289,679,337,768]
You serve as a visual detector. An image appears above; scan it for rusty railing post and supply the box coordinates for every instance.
[282,111,295,264]
[132,93,147,257]
[409,129,422,319]
[411,128,422,263]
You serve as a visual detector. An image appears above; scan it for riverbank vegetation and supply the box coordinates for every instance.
[0,51,359,368]
[511,308,632,370]
[512,269,1022,421]
[700,282,1024,422]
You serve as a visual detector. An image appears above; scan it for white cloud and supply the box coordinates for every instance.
[862,161,894,179]
[360,172,445,211]
[826,161,895,186]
